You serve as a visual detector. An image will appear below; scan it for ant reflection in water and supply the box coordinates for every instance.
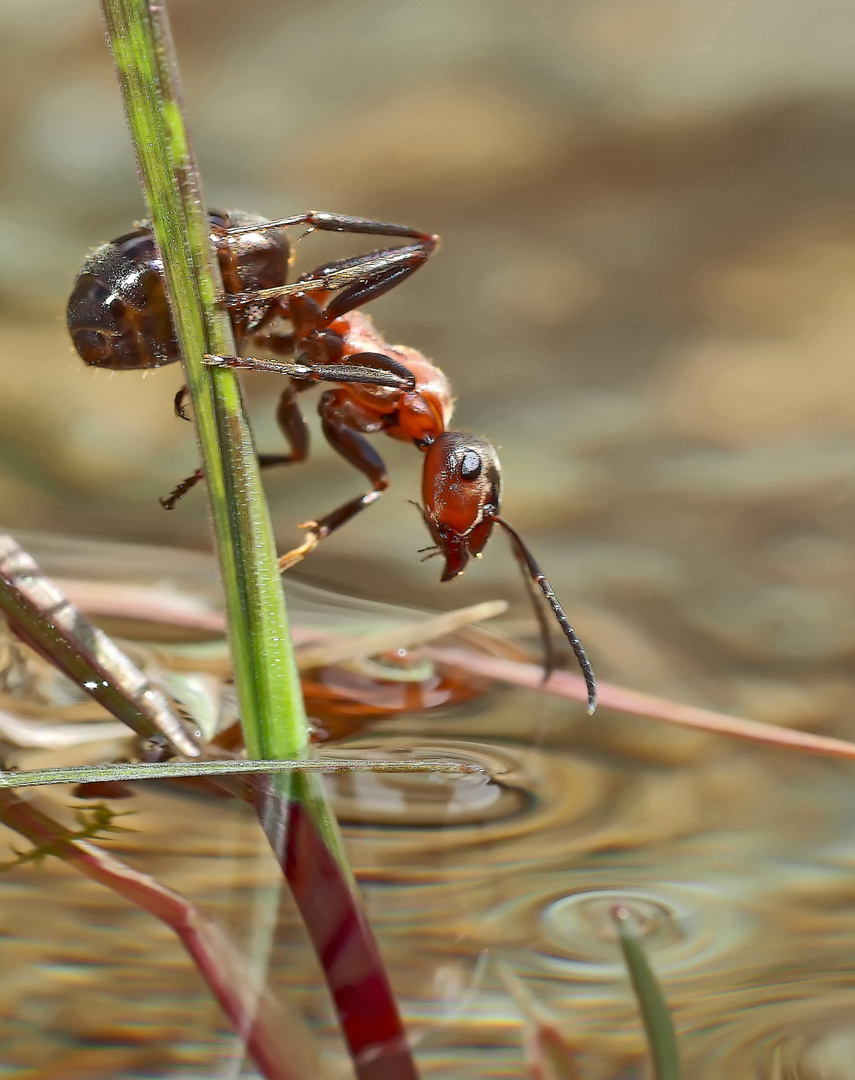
[67,210,597,712]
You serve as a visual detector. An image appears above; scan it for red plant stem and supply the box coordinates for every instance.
[0,790,319,1080]
[255,780,420,1080]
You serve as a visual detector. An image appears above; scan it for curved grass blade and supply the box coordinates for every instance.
[255,787,421,1080]
[427,646,855,762]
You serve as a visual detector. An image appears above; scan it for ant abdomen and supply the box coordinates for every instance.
[69,230,173,369]
[67,210,291,371]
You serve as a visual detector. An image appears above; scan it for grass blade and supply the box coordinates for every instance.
[612,904,682,1080]
[0,758,488,790]
[97,5,423,1076]
[427,646,855,762]
[99,0,304,763]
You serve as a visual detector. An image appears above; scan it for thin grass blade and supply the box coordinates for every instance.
[426,646,855,761]
[0,757,488,790]
[99,0,305,764]
[612,904,682,1080]
[256,786,420,1080]
[97,5,423,1075]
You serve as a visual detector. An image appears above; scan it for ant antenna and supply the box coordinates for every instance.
[491,515,597,714]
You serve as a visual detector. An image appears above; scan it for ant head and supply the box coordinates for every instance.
[421,432,502,581]
[421,432,597,713]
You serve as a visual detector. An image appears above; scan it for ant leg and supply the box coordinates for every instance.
[160,469,204,510]
[221,211,437,307]
[160,386,308,509]
[322,256,429,323]
[204,351,415,392]
[278,390,389,571]
[223,242,437,309]
[173,385,191,421]
[223,210,435,246]
[215,293,416,390]
[258,383,310,469]
[162,346,404,511]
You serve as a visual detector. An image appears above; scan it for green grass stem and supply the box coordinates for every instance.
[98,0,355,869]
[98,0,304,764]
[612,904,683,1080]
[0,758,486,790]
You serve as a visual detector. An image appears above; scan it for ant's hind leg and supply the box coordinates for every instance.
[278,391,389,571]
[161,383,309,510]
[220,211,437,309]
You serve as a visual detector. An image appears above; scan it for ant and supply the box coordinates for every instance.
[67,210,597,712]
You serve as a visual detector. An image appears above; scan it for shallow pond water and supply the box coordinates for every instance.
[2,538,855,1080]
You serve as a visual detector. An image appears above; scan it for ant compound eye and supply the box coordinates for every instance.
[460,450,482,480]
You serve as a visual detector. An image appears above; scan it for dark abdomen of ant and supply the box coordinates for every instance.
[67,210,291,370]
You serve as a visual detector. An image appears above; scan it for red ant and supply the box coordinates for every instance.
[67,210,597,712]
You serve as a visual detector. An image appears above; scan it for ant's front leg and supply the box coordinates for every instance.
[278,390,390,571]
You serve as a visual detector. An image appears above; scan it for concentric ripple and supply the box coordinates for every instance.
[687,996,855,1080]
[529,883,753,979]
[316,737,609,839]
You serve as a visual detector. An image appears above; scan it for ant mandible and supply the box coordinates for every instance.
[67,210,597,712]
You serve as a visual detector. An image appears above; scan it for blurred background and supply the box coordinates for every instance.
[2,0,855,728]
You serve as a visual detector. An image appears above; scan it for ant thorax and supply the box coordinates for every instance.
[336,310,454,437]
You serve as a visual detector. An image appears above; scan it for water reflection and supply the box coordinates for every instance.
[2,541,855,1079]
